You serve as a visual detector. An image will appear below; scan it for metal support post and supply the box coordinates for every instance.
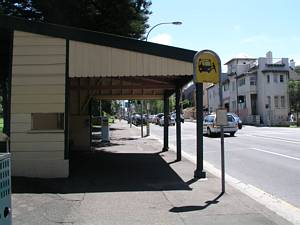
[194,83,206,179]
[141,100,144,138]
[146,101,150,136]
[162,92,169,152]
[219,69,225,194]
[175,86,182,161]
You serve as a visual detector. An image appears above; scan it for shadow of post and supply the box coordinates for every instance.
[169,192,224,213]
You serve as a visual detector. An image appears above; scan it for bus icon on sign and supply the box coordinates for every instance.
[198,59,216,73]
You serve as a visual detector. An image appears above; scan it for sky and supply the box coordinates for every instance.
[146,0,300,72]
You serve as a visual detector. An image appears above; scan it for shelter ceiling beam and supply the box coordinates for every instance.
[94,94,163,100]
[70,84,175,90]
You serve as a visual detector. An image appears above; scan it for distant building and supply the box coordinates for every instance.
[207,73,228,113]
[207,51,292,126]
[182,82,210,110]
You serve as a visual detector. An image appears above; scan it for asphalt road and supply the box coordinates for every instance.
[148,122,300,209]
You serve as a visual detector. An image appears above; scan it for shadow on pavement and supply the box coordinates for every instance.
[169,192,224,213]
[12,150,191,194]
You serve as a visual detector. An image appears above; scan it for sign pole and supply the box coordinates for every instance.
[219,71,225,193]
[193,49,222,184]
[194,82,206,179]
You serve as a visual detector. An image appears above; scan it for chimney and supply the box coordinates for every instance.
[266,51,272,64]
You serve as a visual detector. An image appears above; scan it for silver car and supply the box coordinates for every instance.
[159,116,175,126]
[203,113,239,136]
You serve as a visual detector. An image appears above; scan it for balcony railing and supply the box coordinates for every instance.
[265,58,285,66]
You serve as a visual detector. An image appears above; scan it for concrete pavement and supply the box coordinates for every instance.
[12,120,293,225]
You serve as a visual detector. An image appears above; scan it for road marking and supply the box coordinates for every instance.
[180,150,300,225]
[246,134,300,144]
[250,147,300,161]
[149,134,300,225]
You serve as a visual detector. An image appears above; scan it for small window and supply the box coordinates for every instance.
[250,76,256,85]
[267,75,270,83]
[281,96,285,108]
[273,74,278,83]
[274,96,279,108]
[31,113,64,130]
[238,78,245,86]
[267,96,271,108]
[280,75,284,83]
[224,82,229,91]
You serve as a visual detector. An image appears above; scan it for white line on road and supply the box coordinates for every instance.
[246,134,300,144]
[149,133,300,225]
[250,147,300,161]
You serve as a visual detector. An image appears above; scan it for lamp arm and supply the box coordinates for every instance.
[145,22,173,41]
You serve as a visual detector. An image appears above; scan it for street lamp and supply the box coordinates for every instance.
[143,21,182,137]
[145,21,182,41]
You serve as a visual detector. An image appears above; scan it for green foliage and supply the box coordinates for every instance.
[182,99,191,109]
[295,65,300,74]
[169,95,175,112]
[147,100,163,114]
[0,0,42,20]
[288,80,300,126]
[0,0,152,38]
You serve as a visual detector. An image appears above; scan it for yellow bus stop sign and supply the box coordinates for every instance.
[193,50,221,84]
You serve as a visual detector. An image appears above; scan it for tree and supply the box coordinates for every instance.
[0,0,42,20]
[1,0,152,117]
[288,80,300,126]
[182,99,191,109]
[295,65,300,74]
[0,0,151,39]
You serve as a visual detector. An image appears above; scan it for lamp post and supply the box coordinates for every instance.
[145,21,182,41]
[144,21,182,137]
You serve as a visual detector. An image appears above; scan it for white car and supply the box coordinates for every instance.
[159,116,175,126]
[203,113,238,136]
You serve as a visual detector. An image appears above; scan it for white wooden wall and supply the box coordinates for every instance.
[10,31,68,177]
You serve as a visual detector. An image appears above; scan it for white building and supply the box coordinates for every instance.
[208,52,291,126]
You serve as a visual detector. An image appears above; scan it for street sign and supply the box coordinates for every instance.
[216,108,228,126]
[193,50,221,84]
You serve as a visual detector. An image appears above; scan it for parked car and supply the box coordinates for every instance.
[170,112,184,123]
[203,113,238,136]
[159,116,175,126]
[132,114,147,126]
[154,113,164,124]
[228,112,243,129]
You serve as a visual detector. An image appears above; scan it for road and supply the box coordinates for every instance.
[148,122,300,209]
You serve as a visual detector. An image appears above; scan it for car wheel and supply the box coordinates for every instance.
[207,128,212,137]
[230,132,235,137]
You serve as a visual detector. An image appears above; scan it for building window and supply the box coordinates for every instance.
[31,113,64,130]
[232,81,235,91]
[266,96,271,109]
[273,74,278,83]
[267,75,270,83]
[281,96,285,108]
[224,82,229,91]
[280,75,284,83]
[250,76,256,85]
[238,96,246,109]
[238,78,245,86]
[274,96,279,108]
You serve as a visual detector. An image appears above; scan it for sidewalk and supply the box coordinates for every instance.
[12,120,293,225]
